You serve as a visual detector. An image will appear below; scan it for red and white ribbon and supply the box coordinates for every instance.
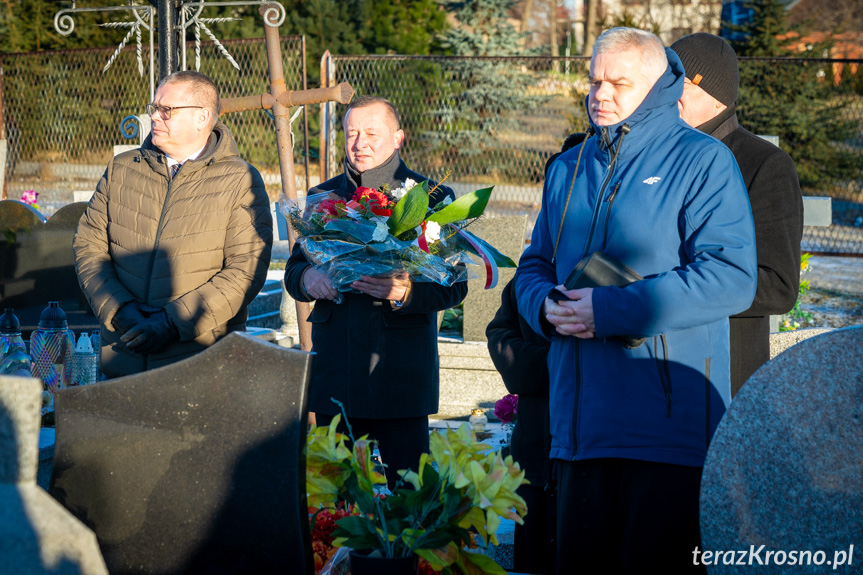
[456,229,499,289]
[417,221,429,254]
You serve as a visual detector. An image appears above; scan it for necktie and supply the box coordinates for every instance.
[171,163,181,178]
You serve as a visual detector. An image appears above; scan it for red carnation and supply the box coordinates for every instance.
[353,187,393,217]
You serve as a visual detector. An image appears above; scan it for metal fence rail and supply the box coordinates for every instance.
[325,54,863,254]
[1,35,308,213]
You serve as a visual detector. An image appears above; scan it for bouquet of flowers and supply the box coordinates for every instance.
[306,412,528,574]
[281,179,516,300]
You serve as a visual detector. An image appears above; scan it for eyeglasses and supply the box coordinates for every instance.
[145,103,203,120]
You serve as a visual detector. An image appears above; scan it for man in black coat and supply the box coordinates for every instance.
[671,33,804,396]
[285,95,467,490]
[487,280,555,575]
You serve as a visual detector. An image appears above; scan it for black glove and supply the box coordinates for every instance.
[120,310,180,354]
[111,302,148,333]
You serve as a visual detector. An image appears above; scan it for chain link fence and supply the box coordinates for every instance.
[324,55,863,255]
[1,35,308,214]
[3,47,862,254]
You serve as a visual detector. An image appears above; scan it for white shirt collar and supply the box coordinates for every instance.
[166,143,207,168]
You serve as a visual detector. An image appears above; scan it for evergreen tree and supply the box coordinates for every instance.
[419,0,544,181]
[358,0,449,55]
[727,0,861,194]
[0,0,127,54]
[442,0,526,57]
[727,0,790,57]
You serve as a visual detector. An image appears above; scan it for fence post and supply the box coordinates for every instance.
[156,0,178,80]
[0,67,6,200]
[319,50,334,182]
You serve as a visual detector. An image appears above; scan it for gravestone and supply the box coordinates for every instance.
[0,376,108,575]
[700,326,863,571]
[462,215,528,343]
[50,332,314,575]
[0,200,94,336]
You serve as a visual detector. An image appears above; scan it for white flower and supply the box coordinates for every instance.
[391,178,418,201]
[425,220,441,244]
[373,220,389,242]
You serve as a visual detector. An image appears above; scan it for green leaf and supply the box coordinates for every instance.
[459,549,508,575]
[427,186,494,226]
[415,542,460,569]
[388,180,430,238]
[334,515,378,536]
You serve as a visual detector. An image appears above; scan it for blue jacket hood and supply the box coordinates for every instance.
[585,47,685,152]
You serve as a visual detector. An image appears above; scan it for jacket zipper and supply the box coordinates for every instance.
[571,126,628,455]
[600,182,621,251]
[653,335,673,417]
[580,126,628,260]
[141,165,175,367]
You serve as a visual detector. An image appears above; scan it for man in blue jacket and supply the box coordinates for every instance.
[515,28,757,571]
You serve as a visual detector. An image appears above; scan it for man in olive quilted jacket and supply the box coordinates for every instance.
[74,71,272,377]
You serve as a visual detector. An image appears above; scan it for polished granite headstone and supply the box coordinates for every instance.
[0,376,108,575]
[0,200,94,336]
[50,332,314,575]
[701,326,863,571]
[462,215,527,342]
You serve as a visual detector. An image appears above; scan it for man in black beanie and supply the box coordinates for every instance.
[671,33,804,396]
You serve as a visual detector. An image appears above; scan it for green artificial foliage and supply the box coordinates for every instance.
[728,0,863,195]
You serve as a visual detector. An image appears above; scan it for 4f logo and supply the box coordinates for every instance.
[643,177,662,185]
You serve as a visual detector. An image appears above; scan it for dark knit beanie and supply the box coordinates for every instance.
[670,33,739,107]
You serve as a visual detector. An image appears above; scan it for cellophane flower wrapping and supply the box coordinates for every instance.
[281,189,475,295]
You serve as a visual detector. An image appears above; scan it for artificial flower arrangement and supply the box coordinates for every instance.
[493,394,518,425]
[20,190,41,211]
[306,412,528,574]
[310,503,360,573]
[281,179,516,301]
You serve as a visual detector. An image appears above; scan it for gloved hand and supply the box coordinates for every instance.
[120,310,180,354]
[111,302,148,334]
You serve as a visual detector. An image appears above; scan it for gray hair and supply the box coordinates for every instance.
[593,27,668,86]
[159,71,220,129]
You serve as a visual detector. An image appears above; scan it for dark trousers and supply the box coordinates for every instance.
[554,458,706,575]
[315,413,429,491]
[514,483,557,575]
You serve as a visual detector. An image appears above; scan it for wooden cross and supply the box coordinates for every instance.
[218,6,354,352]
